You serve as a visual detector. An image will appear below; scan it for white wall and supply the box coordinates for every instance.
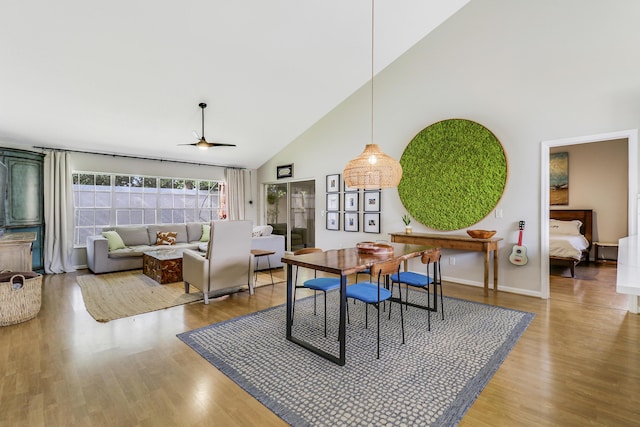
[258,0,640,296]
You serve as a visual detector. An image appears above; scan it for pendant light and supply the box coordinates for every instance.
[343,0,402,190]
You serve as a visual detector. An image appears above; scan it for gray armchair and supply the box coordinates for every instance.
[183,220,254,304]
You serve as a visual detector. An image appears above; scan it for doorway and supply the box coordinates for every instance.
[265,180,315,251]
[540,129,638,299]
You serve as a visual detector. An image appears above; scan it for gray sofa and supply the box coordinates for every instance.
[86,222,286,274]
[86,222,208,274]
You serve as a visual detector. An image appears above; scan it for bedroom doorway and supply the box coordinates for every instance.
[540,129,638,299]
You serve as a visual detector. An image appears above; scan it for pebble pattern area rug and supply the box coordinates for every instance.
[178,291,534,427]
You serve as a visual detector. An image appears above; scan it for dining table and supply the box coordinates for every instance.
[282,243,435,366]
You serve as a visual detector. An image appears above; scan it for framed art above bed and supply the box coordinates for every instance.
[549,209,593,277]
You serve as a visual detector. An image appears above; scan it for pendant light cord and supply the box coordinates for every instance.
[371,0,375,146]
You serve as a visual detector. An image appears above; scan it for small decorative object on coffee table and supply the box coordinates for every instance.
[143,249,184,284]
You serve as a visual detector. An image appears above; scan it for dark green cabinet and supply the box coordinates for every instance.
[0,148,44,272]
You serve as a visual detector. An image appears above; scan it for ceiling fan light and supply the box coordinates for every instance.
[196,139,209,150]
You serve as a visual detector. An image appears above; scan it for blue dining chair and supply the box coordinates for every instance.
[292,247,340,337]
[346,258,405,359]
[390,248,443,331]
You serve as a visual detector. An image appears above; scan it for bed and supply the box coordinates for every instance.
[549,209,593,277]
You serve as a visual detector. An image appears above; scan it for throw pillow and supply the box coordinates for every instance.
[156,231,177,245]
[102,230,126,251]
[200,224,210,242]
[252,225,274,237]
[549,219,582,235]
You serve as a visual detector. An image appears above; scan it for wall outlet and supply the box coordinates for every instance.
[449,256,456,266]
[495,209,503,218]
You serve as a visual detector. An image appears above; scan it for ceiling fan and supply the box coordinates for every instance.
[179,102,236,150]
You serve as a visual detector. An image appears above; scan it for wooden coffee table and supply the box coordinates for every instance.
[142,249,184,284]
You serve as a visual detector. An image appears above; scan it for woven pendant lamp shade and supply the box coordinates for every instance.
[343,144,403,190]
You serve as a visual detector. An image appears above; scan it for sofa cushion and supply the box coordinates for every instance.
[186,222,208,242]
[147,224,188,243]
[102,231,126,251]
[114,226,150,246]
[156,231,177,245]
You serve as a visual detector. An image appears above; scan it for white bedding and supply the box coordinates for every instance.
[549,234,589,260]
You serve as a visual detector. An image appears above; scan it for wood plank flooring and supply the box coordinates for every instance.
[1,264,638,426]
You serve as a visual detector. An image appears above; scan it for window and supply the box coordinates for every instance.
[73,172,225,247]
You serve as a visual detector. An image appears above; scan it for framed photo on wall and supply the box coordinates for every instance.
[343,180,358,193]
[363,191,381,212]
[344,192,359,212]
[326,211,340,231]
[276,164,293,179]
[326,174,340,193]
[326,193,340,211]
[363,213,380,233]
[344,212,359,232]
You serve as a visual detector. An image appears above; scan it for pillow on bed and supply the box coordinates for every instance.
[550,219,582,235]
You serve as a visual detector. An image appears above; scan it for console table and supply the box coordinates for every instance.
[389,232,502,296]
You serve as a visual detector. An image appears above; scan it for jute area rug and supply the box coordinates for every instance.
[77,270,203,322]
[77,269,284,322]
[179,291,534,427]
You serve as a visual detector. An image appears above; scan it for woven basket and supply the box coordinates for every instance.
[0,272,42,326]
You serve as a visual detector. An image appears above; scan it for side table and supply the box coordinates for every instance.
[251,249,276,287]
[594,242,618,263]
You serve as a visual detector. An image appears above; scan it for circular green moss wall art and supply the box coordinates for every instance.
[398,119,508,231]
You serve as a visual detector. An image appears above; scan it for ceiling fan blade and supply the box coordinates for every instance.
[208,142,237,147]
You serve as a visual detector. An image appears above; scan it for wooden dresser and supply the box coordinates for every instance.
[0,232,36,271]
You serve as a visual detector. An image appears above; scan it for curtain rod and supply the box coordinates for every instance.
[32,146,245,170]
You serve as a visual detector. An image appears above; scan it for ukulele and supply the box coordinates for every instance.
[509,221,528,265]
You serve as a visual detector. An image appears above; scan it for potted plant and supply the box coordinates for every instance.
[402,214,412,234]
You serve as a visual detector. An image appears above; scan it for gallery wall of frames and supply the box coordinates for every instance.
[325,174,380,233]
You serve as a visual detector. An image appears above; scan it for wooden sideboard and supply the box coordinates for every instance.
[0,232,37,272]
[389,232,503,296]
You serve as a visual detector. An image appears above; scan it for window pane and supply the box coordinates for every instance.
[114,193,129,208]
[77,192,95,208]
[96,174,111,187]
[130,193,143,208]
[95,210,110,225]
[77,210,94,226]
[130,210,143,224]
[144,210,156,224]
[96,192,110,208]
[116,210,130,225]
[115,175,130,189]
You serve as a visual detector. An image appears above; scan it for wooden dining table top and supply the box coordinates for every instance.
[281,243,435,276]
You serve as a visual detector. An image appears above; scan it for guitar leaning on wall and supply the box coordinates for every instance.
[509,220,528,265]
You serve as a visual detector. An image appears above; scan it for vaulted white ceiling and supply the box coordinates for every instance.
[0,0,469,169]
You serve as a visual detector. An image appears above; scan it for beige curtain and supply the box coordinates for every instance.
[225,168,245,220]
[43,151,76,273]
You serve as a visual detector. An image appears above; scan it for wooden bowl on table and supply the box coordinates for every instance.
[466,229,496,239]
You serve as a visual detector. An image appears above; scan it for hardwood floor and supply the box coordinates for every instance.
[1,264,638,426]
